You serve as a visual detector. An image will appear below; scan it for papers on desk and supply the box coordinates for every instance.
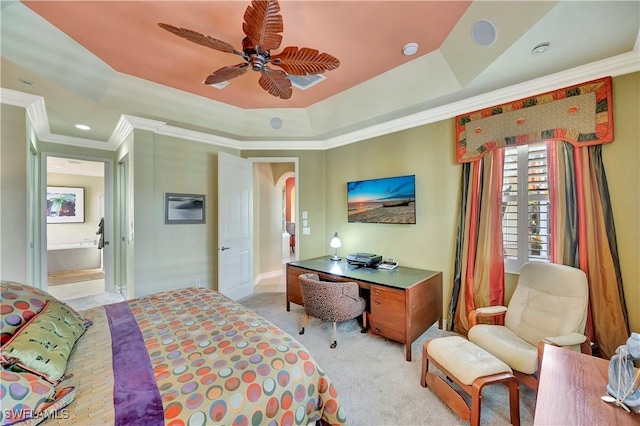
[378,258,399,270]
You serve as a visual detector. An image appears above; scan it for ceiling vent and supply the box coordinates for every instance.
[207,81,229,90]
[287,74,327,90]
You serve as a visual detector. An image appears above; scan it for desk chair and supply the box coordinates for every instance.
[298,273,366,348]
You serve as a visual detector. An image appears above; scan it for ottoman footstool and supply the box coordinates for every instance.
[421,336,520,426]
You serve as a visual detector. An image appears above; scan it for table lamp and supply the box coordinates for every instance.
[330,232,342,261]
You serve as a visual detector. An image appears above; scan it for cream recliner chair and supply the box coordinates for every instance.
[468,262,590,391]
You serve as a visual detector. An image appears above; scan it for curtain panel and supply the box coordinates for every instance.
[448,151,505,334]
[548,142,629,358]
[448,76,629,358]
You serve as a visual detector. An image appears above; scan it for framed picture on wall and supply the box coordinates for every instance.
[46,186,85,223]
[165,193,206,224]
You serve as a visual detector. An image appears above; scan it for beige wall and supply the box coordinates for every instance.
[242,150,328,260]
[325,120,460,327]
[0,104,28,282]
[253,163,285,274]
[604,72,639,333]
[128,130,239,297]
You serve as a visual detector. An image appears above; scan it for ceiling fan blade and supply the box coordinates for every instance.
[242,0,283,53]
[204,63,250,85]
[258,66,292,99]
[158,23,244,56]
[271,46,340,76]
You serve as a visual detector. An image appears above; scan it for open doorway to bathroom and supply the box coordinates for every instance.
[45,156,106,301]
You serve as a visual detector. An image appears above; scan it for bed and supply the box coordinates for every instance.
[0,282,347,426]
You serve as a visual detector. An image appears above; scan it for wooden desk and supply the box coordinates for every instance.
[286,256,442,361]
[535,343,639,425]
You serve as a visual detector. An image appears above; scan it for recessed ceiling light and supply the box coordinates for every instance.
[75,124,91,130]
[402,43,419,56]
[19,78,35,86]
[532,42,550,54]
[270,117,283,130]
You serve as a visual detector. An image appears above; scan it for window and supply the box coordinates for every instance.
[502,141,550,273]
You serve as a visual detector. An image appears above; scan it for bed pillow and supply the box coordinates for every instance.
[1,282,57,346]
[1,300,88,384]
[0,369,77,426]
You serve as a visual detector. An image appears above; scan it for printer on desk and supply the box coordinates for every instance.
[346,253,383,268]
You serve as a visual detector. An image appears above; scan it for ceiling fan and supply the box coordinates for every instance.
[158,0,340,100]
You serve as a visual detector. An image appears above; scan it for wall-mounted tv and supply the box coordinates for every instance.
[347,174,416,224]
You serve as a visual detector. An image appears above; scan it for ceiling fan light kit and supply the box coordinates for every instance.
[158,0,340,100]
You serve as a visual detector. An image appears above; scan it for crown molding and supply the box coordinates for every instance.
[107,115,135,150]
[3,51,639,152]
[155,125,242,150]
[0,88,114,151]
[323,50,640,150]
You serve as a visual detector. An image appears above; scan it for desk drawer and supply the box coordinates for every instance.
[370,285,405,343]
[286,265,306,306]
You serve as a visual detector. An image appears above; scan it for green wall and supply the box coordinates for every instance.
[325,120,460,327]
[128,130,239,297]
[242,150,327,260]
[0,104,28,282]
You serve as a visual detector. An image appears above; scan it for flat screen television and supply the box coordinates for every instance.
[347,174,416,224]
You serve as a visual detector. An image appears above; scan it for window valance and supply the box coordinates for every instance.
[455,76,614,163]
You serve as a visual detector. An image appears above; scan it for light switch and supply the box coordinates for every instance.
[303,227,311,235]
[303,220,308,226]
[302,211,308,219]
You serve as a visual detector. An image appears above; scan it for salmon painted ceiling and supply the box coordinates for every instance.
[3,1,639,145]
[23,0,471,109]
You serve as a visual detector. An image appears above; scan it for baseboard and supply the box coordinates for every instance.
[254,268,284,285]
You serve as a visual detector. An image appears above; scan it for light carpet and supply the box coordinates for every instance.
[239,291,537,426]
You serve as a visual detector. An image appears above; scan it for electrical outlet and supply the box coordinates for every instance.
[195,279,202,287]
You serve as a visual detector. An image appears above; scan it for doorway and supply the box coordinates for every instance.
[42,154,114,301]
[250,157,298,292]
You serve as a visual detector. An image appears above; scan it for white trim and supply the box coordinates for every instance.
[3,51,639,152]
[254,269,284,285]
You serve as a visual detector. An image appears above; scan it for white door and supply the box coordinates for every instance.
[218,152,253,300]
[117,156,129,296]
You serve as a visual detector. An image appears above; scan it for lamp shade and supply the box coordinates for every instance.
[330,232,341,248]
[329,232,341,261]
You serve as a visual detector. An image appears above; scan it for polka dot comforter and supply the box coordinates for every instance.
[47,287,347,426]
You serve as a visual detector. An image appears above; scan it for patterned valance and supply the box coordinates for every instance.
[455,76,614,163]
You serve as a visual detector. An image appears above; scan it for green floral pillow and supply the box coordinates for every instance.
[1,300,89,384]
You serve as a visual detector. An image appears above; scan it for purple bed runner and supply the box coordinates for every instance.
[105,302,164,425]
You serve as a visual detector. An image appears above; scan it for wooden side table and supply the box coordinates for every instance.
[534,343,639,425]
